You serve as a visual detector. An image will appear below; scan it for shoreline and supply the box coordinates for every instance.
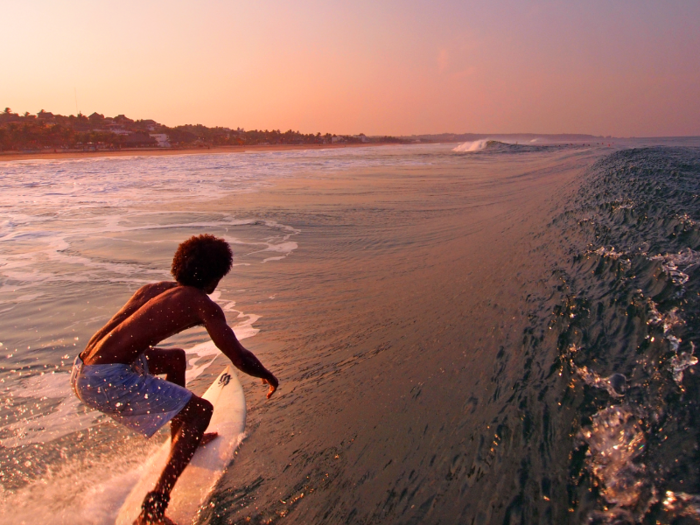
[0,142,409,162]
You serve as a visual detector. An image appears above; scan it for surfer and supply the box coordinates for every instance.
[70,234,279,525]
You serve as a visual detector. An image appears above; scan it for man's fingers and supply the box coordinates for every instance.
[261,377,278,398]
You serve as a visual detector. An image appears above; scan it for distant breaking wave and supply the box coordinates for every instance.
[452,139,539,153]
[452,139,493,152]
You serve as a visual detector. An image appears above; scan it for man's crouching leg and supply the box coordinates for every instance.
[144,348,218,446]
[136,395,213,525]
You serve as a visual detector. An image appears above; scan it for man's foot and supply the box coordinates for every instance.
[135,491,174,525]
[199,432,219,447]
[134,515,177,525]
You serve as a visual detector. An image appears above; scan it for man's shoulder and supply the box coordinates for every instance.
[167,286,224,322]
[164,284,219,307]
[135,281,178,300]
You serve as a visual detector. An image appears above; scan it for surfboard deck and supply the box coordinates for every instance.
[116,366,246,525]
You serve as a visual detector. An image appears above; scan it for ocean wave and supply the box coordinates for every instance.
[452,139,527,153]
[543,146,700,522]
[452,139,567,154]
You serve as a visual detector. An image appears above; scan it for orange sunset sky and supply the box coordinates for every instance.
[3,1,699,137]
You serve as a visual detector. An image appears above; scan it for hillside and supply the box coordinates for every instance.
[0,108,405,152]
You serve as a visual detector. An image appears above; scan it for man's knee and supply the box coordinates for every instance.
[186,396,213,428]
[197,397,214,415]
[199,398,213,423]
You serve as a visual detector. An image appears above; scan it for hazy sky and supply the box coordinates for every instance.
[3,0,699,136]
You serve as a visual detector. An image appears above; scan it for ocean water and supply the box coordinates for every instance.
[1,139,700,524]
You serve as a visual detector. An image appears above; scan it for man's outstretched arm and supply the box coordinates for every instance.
[201,300,278,398]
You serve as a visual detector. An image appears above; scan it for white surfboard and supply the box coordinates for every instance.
[116,367,246,525]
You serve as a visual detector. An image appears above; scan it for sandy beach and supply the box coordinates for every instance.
[0,142,401,163]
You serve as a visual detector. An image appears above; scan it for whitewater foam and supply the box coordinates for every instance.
[453,139,492,152]
[650,247,700,289]
[579,406,655,523]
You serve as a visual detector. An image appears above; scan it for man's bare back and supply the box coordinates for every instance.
[81,281,218,366]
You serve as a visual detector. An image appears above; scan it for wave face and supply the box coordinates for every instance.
[538,147,700,522]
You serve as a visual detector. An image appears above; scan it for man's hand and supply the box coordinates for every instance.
[262,374,279,399]
[201,301,280,398]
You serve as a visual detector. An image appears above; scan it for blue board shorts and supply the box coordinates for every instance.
[70,354,193,438]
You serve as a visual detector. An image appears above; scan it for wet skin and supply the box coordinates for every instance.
[79,280,278,524]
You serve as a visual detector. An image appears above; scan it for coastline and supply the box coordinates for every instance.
[0,141,405,162]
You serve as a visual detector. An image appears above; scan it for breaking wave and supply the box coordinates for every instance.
[452,139,533,153]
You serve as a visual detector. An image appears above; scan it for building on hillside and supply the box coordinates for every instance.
[104,121,130,135]
[123,132,157,147]
[149,134,171,147]
[140,119,158,131]
[114,114,134,125]
[0,112,21,123]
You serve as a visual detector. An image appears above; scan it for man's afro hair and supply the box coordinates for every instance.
[171,234,233,288]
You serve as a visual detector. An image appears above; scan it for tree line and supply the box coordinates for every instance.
[0,108,405,151]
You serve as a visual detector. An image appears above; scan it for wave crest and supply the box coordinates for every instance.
[452,139,533,153]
